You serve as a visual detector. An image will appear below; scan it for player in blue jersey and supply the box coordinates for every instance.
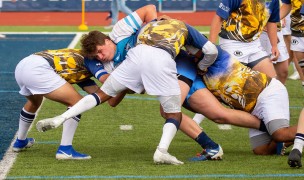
[13,48,127,160]
[193,0,282,124]
[209,0,280,77]
[14,5,158,160]
[36,7,225,164]
[175,43,298,156]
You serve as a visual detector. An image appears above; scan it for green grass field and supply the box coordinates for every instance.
[2,26,304,180]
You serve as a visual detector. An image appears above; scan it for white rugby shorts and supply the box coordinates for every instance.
[282,13,291,36]
[109,44,181,96]
[249,78,289,139]
[219,37,269,65]
[291,36,304,52]
[15,55,66,96]
[259,31,289,63]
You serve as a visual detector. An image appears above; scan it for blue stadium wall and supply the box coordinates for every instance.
[2,0,221,12]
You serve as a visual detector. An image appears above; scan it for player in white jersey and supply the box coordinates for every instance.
[36,8,222,164]
[13,5,157,160]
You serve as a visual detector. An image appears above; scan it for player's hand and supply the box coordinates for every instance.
[270,47,280,62]
[197,68,208,76]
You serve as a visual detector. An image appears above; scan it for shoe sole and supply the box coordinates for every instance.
[56,154,92,160]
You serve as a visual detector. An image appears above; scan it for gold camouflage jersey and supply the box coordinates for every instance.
[34,49,92,84]
[136,19,188,59]
[289,0,304,37]
[203,48,272,112]
[218,0,280,42]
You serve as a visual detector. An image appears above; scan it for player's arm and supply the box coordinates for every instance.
[209,0,242,43]
[184,24,218,71]
[280,0,291,19]
[109,4,157,43]
[267,0,280,61]
[84,59,127,107]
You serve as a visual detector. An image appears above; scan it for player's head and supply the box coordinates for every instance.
[81,30,115,62]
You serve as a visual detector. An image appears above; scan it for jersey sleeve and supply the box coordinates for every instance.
[185,23,208,49]
[109,12,143,44]
[301,4,304,15]
[216,0,242,20]
[268,0,280,23]
[84,58,109,80]
[281,0,291,4]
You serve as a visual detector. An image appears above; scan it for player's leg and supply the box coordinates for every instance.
[12,95,42,152]
[118,0,132,15]
[44,82,93,159]
[188,88,261,129]
[291,36,304,85]
[288,109,304,168]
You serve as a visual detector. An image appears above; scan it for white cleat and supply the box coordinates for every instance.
[288,71,300,80]
[36,115,66,132]
[153,148,184,165]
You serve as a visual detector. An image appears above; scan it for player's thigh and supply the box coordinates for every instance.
[44,82,83,107]
[188,88,226,119]
[141,45,180,96]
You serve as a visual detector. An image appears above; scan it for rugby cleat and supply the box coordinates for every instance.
[189,145,223,161]
[153,148,184,165]
[36,115,66,132]
[56,145,91,160]
[288,149,302,168]
[12,138,35,152]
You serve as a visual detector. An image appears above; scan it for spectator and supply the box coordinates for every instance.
[104,0,132,29]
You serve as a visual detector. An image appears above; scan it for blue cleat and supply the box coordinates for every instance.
[13,138,35,152]
[190,145,223,161]
[56,145,91,160]
[276,142,287,155]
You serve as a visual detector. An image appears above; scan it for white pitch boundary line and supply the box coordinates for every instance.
[0,33,80,180]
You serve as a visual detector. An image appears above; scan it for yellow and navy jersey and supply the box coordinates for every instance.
[203,47,271,112]
[282,0,304,37]
[217,0,280,42]
[137,19,189,59]
[34,49,93,84]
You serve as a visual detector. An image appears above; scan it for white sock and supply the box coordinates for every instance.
[60,118,79,146]
[61,94,99,119]
[293,138,304,154]
[193,113,205,125]
[18,108,36,140]
[158,123,177,152]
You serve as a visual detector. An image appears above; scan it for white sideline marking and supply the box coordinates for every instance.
[0,105,42,180]
[218,124,232,130]
[67,32,83,48]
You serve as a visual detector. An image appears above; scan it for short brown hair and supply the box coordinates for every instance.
[80,30,111,59]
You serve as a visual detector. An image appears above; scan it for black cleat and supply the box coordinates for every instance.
[288,149,302,168]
